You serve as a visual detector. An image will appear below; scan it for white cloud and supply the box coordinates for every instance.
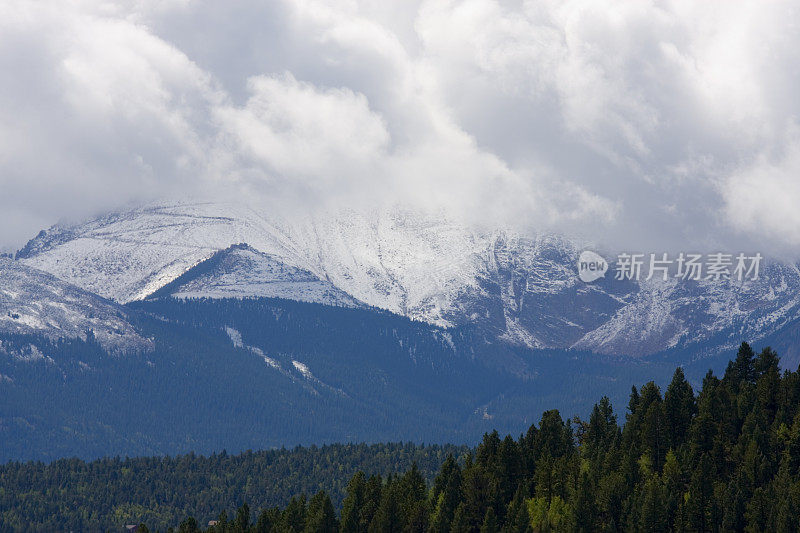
[0,1,222,246]
[723,129,800,250]
[215,73,390,190]
[1,0,799,256]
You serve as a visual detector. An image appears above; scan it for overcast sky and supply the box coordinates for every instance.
[1,0,799,256]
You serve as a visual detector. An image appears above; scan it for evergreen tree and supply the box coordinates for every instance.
[397,464,429,533]
[235,503,251,532]
[256,508,280,533]
[305,491,338,533]
[459,462,492,531]
[430,455,462,533]
[638,475,667,532]
[581,396,618,466]
[362,475,383,528]
[663,367,696,450]
[449,503,469,533]
[178,517,199,533]
[726,342,756,389]
[744,486,770,532]
[370,479,402,533]
[533,411,572,462]
[480,507,499,533]
[341,472,367,533]
[502,488,532,533]
[573,471,597,533]
[282,495,307,533]
[661,449,683,530]
[496,435,523,509]
[685,454,715,532]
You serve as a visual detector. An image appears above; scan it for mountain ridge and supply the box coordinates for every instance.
[0,257,149,351]
[15,201,800,358]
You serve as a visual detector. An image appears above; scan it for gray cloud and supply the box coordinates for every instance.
[1,0,799,257]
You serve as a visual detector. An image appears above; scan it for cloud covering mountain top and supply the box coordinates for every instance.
[2,0,799,256]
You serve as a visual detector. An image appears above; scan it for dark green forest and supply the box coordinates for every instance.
[3,342,800,531]
[2,296,681,462]
[0,443,466,531]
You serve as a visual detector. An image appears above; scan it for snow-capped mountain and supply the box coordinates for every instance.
[146,243,362,307]
[16,202,493,320]
[15,201,800,357]
[0,257,149,350]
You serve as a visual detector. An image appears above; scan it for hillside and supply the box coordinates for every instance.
[16,202,800,358]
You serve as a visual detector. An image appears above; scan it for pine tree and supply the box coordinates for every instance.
[754,347,780,377]
[430,455,462,533]
[502,488,532,533]
[663,367,696,451]
[362,475,383,528]
[341,472,367,533]
[533,411,572,461]
[628,386,640,418]
[370,480,402,533]
[573,471,597,533]
[496,435,523,508]
[460,463,492,531]
[178,517,199,533]
[661,449,683,530]
[582,396,618,465]
[744,486,770,532]
[398,463,429,533]
[282,495,307,533]
[449,503,469,533]
[255,508,280,533]
[636,382,666,471]
[720,478,747,533]
[685,454,714,532]
[638,475,667,532]
[305,491,337,533]
[480,507,499,533]
[726,342,756,390]
[235,503,251,532]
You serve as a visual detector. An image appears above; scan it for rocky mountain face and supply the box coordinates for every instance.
[146,243,362,307]
[14,201,800,357]
[6,201,800,460]
[0,258,149,351]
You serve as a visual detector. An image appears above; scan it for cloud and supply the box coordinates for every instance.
[723,130,800,251]
[1,0,799,257]
[0,1,221,246]
[215,73,390,193]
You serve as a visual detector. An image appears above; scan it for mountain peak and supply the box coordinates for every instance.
[0,257,149,350]
[15,202,800,358]
[147,242,362,307]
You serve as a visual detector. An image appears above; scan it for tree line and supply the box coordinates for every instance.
[4,342,800,531]
[169,343,800,532]
[0,444,465,532]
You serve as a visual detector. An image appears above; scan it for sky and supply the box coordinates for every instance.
[1,0,799,256]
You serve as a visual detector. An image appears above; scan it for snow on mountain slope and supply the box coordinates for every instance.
[15,201,800,357]
[148,243,362,307]
[572,263,800,356]
[0,258,149,350]
[17,202,489,324]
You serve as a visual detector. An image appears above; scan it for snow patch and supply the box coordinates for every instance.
[292,360,313,379]
[225,326,243,348]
